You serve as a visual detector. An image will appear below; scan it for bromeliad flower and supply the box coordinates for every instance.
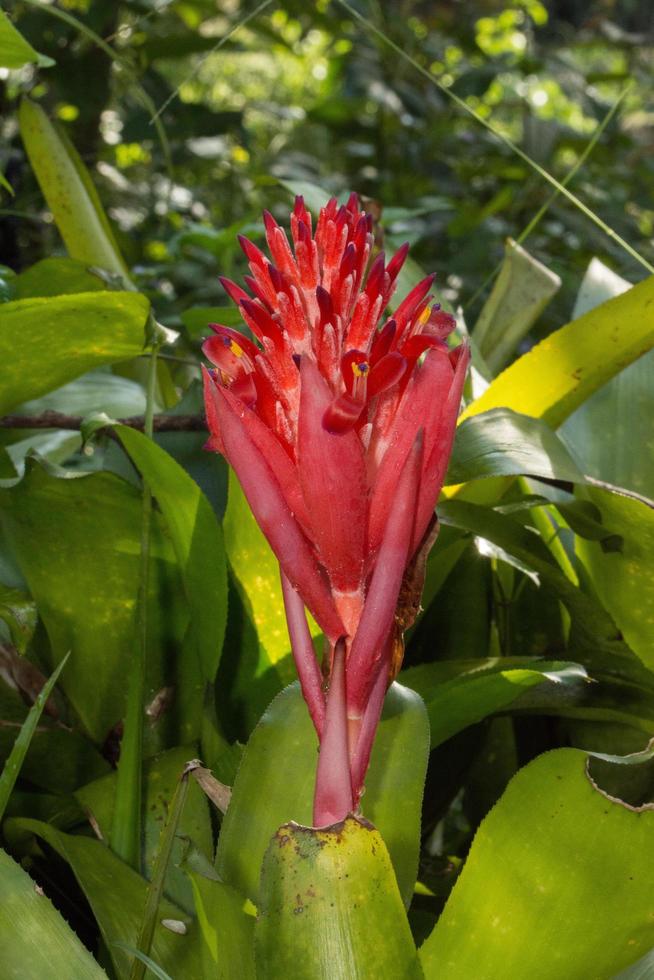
[203,194,469,826]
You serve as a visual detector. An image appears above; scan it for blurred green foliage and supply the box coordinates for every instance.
[2,0,653,335]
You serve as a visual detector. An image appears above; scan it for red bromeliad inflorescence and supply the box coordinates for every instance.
[203,193,470,827]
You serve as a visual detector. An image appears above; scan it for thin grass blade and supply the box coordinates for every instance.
[0,652,69,821]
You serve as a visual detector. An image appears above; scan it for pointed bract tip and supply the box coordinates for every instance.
[262,209,277,233]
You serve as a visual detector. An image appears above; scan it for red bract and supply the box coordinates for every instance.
[203,193,470,826]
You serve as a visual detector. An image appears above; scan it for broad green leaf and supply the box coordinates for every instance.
[0,461,191,745]
[516,665,654,737]
[0,291,149,416]
[255,816,422,980]
[2,789,84,829]
[409,541,492,664]
[576,486,654,671]
[216,681,429,909]
[419,528,468,615]
[13,258,108,299]
[446,408,583,486]
[562,259,654,497]
[402,659,588,748]
[116,427,228,685]
[461,273,654,427]
[0,654,68,821]
[76,747,213,913]
[0,847,106,979]
[0,10,53,69]
[6,819,204,980]
[19,99,128,280]
[187,869,256,980]
[420,748,654,978]
[472,238,561,374]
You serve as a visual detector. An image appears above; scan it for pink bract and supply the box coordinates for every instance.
[203,193,470,825]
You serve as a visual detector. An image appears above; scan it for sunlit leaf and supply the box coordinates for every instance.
[0,10,54,69]
[420,747,654,978]
[187,868,256,980]
[461,274,654,427]
[13,258,109,299]
[562,258,654,497]
[219,472,301,731]
[19,99,128,280]
[0,291,149,416]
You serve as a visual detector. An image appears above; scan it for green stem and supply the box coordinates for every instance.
[110,340,159,868]
[129,762,194,980]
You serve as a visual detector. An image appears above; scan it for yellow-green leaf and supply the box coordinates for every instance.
[420,747,654,978]
[0,291,149,415]
[0,10,53,69]
[255,816,422,980]
[0,848,106,979]
[19,99,128,279]
[462,274,654,427]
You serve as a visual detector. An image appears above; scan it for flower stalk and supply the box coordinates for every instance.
[203,194,469,826]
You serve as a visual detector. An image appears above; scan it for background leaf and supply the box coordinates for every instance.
[0,10,53,69]
[75,746,213,913]
[0,461,190,746]
[116,427,228,689]
[18,99,128,279]
[561,258,654,497]
[0,292,149,416]
[472,238,561,373]
[576,486,654,671]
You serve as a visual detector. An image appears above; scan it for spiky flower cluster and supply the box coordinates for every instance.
[204,194,469,825]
